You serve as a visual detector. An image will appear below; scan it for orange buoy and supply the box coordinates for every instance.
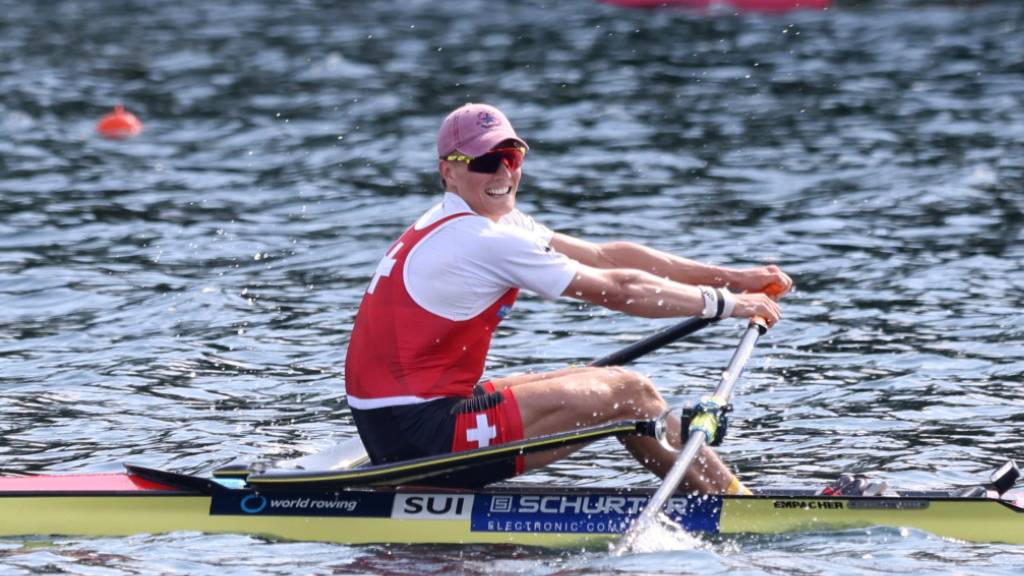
[96,105,143,139]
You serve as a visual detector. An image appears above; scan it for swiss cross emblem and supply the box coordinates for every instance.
[465,414,497,448]
[367,242,404,294]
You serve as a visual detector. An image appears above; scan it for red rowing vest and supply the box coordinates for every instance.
[345,213,519,406]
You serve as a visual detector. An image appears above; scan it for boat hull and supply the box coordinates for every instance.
[1,473,1021,546]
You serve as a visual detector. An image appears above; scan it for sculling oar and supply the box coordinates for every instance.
[612,317,769,555]
[590,317,714,367]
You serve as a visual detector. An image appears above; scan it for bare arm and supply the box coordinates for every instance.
[550,232,792,295]
[562,264,783,325]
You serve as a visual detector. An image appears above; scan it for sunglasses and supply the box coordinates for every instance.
[444,146,525,174]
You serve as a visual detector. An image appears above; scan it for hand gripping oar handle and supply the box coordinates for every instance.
[613,317,769,555]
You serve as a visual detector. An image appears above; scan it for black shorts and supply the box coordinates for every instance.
[350,384,524,487]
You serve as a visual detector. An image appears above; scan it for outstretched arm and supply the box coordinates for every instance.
[562,264,783,326]
[550,233,792,296]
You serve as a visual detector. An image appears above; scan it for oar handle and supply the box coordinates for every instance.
[750,281,787,327]
[762,281,788,298]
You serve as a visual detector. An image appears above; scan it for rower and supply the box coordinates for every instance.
[343,103,792,492]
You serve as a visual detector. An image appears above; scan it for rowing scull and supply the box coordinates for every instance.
[1,464,1021,546]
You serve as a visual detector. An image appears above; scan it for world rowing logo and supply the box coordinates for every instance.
[477,111,500,128]
[497,304,513,319]
[240,494,268,514]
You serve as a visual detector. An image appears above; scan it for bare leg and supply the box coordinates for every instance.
[490,367,740,494]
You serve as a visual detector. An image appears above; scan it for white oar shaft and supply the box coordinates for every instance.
[632,426,705,528]
[711,322,765,401]
[614,319,767,554]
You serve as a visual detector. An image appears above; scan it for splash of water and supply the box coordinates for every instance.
[611,511,705,555]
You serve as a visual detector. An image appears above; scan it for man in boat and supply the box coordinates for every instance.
[345,103,791,494]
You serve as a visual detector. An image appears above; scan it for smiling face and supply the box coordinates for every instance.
[439,146,523,222]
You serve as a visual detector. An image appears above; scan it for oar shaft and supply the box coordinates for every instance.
[591,317,714,367]
[614,319,767,553]
[708,319,765,400]
[640,426,705,524]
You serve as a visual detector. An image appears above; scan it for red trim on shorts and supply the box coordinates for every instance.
[452,381,525,475]
[501,387,526,475]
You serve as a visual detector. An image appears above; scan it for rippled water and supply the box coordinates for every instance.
[2,0,1023,573]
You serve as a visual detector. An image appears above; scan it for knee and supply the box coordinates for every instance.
[603,366,652,390]
[601,367,665,417]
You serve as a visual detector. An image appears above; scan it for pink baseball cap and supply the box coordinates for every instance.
[436,103,529,158]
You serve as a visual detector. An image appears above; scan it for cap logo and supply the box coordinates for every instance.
[477,111,500,129]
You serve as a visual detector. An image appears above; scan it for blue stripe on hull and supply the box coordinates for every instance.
[470,493,723,535]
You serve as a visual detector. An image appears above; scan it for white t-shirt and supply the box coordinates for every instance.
[405,193,578,321]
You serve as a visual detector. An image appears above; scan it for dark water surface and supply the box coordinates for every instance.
[2,0,1023,573]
